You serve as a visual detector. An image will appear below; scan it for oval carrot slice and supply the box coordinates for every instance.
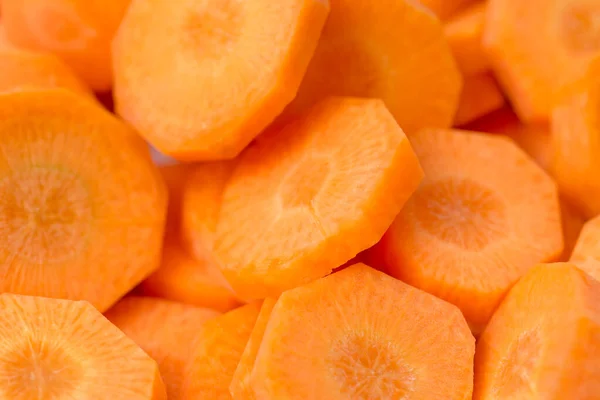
[247,264,475,399]
[483,0,600,122]
[474,263,600,399]
[371,128,563,333]
[180,302,262,400]
[419,0,478,21]
[454,72,505,126]
[112,0,330,162]
[0,0,130,91]
[215,97,424,300]
[0,294,166,399]
[0,89,167,312]
[0,48,91,95]
[106,296,220,400]
[278,0,461,133]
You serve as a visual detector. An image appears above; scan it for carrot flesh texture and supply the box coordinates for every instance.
[180,302,262,400]
[483,0,600,122]
[0,89,167,312]
[112,0,330,162]
[371,129,563,333]
[0,0,131,91]
[444,1,490,76]
[454,72,505,126]
[106,297,220,400]
[278,0,462,133]
[0,294,167,399]
[248,264,475,399]
[474,263,600,399]
[230,298,277,400]
[0,48,91,95]
[215,97,424,300]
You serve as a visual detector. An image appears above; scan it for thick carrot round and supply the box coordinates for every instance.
[112,0,330,161]
[215,97,424,300]
[371,128,563,333]
[0,89,167,312]
[474,263,600,399]
[106,296,220,400]
[1,0,130,91]
[248,264,475,399]
[483,0,600,122]
[278,0,462,133]
[0,294,166,399]
[180,302,262,400]
[454,72,505,126]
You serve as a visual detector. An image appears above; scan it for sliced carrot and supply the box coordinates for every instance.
[551,59,600,218]
[371,128,563,333]
[444,1,490,76]
[279,0,462,133]
[0,294,166,399]
[1,0,130,91]
[483,0,600,122]
[230,297,277,400]
[474,263,600,399]
[0,48,91,95]
[419,0,479,21]
[180,302,262,399]
[112,0,330,162]
[454,72,505,126]
[0,89,167,312]
[106,296,220,399]
[141,239,242,313]
[248,264,475,399]
[571,215,600,264]
[215,97,424,300]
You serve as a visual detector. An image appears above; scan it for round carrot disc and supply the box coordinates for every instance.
[0,294,166,399]
[249,264,475,399]
[371,128,563,333]
[0,89,167,312]
[112,0,330,161]
[215,97,424,300]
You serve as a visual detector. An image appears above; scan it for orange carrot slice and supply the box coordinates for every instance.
[230,297,277,400]
[215,97,424,300]
[474,263,600,399]
[279,0,462,133]
[180,302,262,399]
[444,2,490,76]
[371,128,563,333]
[0,48,91,95]
[106,296,220,400]
[1,0,130,91]
[0,294,166,399]
[419,0,479,21]
[248,264,475,399]
[483,0,600,122]
[551,59,600,218]
[571,215,600,264]
[112,0,330,162]
[454,72,505,126]
[0,89,167,311]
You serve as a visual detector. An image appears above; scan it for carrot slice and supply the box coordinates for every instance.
[278,0,461,133]
[106,296,220,400]
[0,294,166,399]
[551,59,600,218]
[454,72,505,126]
[483,0,600,122]
[247,264,475,399]
[474,263,600,399]
[215,97,424,300]
[0,89,167,311]
[112,0,330,162]
[371,128,563,333]
[180,302,262,399]
[419,0,479,21]
[0,0,130,91]
[571,215,600,264]
[0,48,91,95]
[444,2,490,76]
[230,297,277,400]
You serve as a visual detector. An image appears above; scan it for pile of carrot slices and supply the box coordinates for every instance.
[0,0,599,398]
